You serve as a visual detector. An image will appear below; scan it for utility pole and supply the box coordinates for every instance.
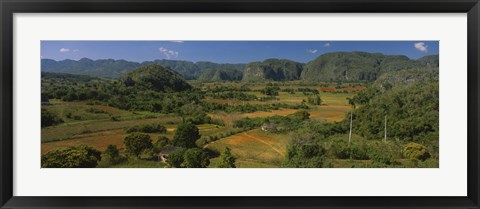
[349,109,353,143]
[384,115,387,143]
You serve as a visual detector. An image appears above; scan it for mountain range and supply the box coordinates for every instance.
[41,52,438,82]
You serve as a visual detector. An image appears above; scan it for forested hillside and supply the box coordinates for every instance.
[198,68,243,82]
[42,58,244,80]
[301,52,439,82]
[242,59,304,82]
[42,53,438,83]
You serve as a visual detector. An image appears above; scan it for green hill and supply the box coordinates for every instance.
[373,67,439,91]
[198,68,243,82]
[195,61,245,72]
[142,60,200,80]
[242,59,304,82]
[300,52,439,82]
[120,64,191,92]
[41,58,141,79]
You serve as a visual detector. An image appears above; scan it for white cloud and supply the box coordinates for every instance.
[159,47,179,59]
[59,48,70,52]
[307,49,318,54]
[414,42,428,52]
[324,43,331,47]
[170,41,184,43]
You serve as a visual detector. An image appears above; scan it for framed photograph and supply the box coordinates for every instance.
[1,0,479,208]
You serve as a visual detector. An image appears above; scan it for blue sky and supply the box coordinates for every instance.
[41,41,439,64]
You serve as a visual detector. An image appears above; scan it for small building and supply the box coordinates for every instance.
[261,123,277,132]
[157,146,179,162]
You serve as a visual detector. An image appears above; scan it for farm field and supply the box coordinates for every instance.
[206,129,289,168]
[41,81,362,167]
[41,83,354,152]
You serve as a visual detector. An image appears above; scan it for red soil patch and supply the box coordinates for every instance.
[318,87,336,92]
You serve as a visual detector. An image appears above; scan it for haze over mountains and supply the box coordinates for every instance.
[41,52,439,82]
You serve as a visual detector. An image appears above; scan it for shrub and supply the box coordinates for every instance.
[368,143,396,166]
[86,107,108,114]
[403,142,431,161]
[103,144,122,164]
[125,123,167,134]
[283,134,327,168]
[72,115,84,120]
[290,110,310,120]
[153,136,169,153]
[330,139,369,160]
[41,108,63,127]
[233,117,262,130]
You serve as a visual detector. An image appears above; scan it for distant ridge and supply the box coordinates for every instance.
[41,52,438,82]
[41,58,245,80]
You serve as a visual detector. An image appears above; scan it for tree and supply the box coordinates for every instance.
[283,134,326,168]
[183,148,210,168]
[167,148,186,168]
[261,86,279,99]
[123,133,153,158]
[103,144,122,164]
[217,147,236,168]
[153,136,169,152]
[41,108,63,127]
[307,95,322,105]
[172,122,200,148]
[179,103,209,124]
[403,142,431,161]
[41,145,101,168]
[291,110,310,120]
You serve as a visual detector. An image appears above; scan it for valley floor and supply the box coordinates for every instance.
[41,82,438,168]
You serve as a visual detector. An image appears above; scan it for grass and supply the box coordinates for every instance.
[42,113,180,142]
[206,129,289,168]
[308,106,351,122]
[108,158,168,168]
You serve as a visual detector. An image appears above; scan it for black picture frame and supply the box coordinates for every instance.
[1,0,479,208]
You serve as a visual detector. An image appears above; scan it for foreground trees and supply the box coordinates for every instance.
[167,148,210,168]
[403,142,431,161]
[124,133,153,158]
[283,134,327,168]
[42,145,101,168]
[41,108,63,127]
[217,147,236,168]
[172,122,200,148]
[183,148,211,168]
